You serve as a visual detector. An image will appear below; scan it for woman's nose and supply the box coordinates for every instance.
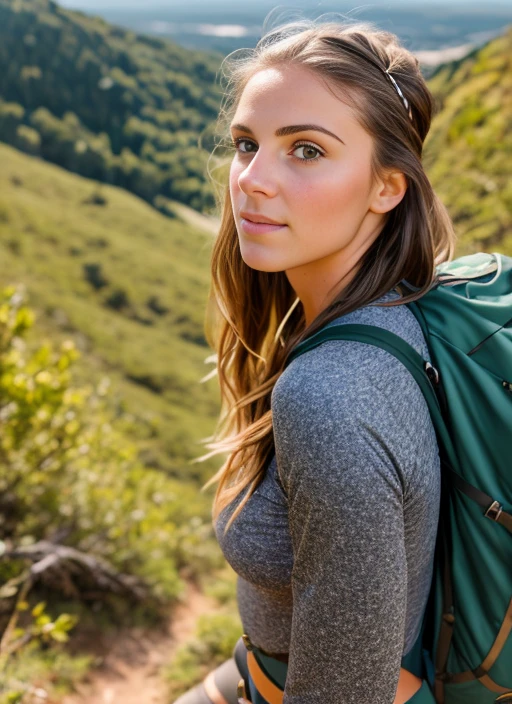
[237,150,279,198]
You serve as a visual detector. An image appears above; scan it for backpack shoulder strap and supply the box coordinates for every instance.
[287,322,440,414]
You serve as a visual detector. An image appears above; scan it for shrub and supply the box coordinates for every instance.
[83,262,108,290]
[105,288,130,311]
[15,125,41,156]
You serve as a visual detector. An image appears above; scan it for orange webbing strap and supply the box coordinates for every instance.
[247,650,284,704]
[447,598,512,694]
[203,671,230,704]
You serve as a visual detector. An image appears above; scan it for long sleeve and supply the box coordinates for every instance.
[272,338,440,703]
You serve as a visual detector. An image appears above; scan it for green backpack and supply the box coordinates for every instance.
[287,251,512,704]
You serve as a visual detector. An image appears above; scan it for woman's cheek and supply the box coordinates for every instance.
[289,178,338,227]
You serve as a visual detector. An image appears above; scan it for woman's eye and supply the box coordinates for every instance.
[232,138,257,153]
[292,143,323,161]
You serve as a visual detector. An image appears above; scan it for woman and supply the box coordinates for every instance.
[176,16,455,704]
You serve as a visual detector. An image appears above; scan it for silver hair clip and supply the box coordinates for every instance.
[385,69,413,122]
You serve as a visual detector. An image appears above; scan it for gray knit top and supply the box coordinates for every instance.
[214,292,441,703]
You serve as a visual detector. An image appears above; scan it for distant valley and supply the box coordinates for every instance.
[71,0,512,68]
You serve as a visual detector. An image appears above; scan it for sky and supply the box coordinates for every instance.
[58,0,512,8]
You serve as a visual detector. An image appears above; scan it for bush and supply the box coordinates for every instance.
[0,283,220,617]
[146,295,169,316]
[82,189,108,206]
[0,595,88,701]
[0,102,25,143]
[83,262,108,289]
[105,288,130,311]
[15,125,41,156]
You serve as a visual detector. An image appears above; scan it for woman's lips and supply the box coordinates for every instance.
[241,218,287,235]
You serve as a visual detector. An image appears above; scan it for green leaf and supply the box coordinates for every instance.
[31,601,47,618]
[50,629,69,642]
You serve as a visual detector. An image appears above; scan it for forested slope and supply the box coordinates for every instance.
[0,0,222,213]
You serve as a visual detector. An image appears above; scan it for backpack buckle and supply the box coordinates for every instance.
[485,501,503,522]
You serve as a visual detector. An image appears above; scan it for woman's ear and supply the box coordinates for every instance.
[369,170,408,214]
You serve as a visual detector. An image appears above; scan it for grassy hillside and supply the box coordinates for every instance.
[425,27,512,255]
[0,142,220,481]
[0,0,222,212]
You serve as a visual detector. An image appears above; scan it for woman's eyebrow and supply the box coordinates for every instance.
[230,122,345,145]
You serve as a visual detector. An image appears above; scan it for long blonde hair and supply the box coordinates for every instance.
[201,18,455,533]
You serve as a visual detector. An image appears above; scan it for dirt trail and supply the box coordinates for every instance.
[62,583,216,704]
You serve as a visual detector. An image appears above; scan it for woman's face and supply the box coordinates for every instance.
[229,64,397,306]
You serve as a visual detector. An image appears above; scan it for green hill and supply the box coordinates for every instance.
[0,0,222,213]
[0,142,220,481]
[425,27,512,254]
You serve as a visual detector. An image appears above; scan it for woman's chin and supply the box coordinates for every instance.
[239,248,288,273]
[242,259,287,273]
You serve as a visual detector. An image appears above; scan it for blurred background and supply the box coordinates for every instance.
[0,0,510,701]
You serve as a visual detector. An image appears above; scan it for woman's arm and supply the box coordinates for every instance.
[272,340,439,703]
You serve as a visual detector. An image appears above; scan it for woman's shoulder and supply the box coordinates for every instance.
[272,291,430,421]
[323,289,430,360]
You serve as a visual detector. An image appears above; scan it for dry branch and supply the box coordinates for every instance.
[1,539,149,602]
